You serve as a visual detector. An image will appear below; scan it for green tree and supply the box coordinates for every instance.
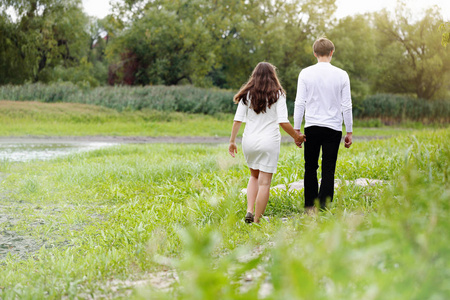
[374,5,450,99]
[0,10,24,84]
[329,14,377,106]
[205,0,337,98]
[109,0,337,97]
[107,0,217,86]
[0,0,91,84]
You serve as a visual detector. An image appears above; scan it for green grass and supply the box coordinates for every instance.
[0,101,234,137]
[0,128,448,299]
[0,100,442,137]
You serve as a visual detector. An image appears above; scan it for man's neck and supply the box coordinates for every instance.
[317,56,332,63]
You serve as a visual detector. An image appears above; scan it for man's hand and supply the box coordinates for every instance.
[344,132,352,148]
[229,142,237,157]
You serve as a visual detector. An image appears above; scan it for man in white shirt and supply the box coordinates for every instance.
[293,37,353,214]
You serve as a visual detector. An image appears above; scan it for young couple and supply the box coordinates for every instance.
[229,38,353,223]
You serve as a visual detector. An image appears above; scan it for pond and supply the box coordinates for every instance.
[0,141,117,162]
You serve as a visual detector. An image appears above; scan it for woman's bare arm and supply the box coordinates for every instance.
[229,121,242,157]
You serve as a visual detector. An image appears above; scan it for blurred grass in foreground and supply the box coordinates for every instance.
[0,128,448,298]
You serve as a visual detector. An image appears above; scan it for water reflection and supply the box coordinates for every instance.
[0,142,117,162]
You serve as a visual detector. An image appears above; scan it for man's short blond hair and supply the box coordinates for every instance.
[313,38,335,57]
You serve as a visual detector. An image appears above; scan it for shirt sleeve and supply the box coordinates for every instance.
[341,72,353,132]
[294,71,306,130]
[234,99,248,122]
[276,93,289,123]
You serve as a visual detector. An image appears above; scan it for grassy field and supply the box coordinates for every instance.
[0,126,448,298]
[0,101,233,137]
[0,100,441,138]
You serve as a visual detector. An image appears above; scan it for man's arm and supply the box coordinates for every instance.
[294,72,306,131]
[342,72,353,148]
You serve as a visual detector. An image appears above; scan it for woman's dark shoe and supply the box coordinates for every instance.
[245,212,254,223]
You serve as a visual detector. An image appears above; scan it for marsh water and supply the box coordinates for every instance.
[0,140,117,162]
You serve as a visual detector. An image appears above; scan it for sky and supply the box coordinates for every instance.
[82,0,450,20]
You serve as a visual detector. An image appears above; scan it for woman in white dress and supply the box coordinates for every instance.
[229,62,305,223]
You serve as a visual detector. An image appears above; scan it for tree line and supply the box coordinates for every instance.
[0,0,449,105]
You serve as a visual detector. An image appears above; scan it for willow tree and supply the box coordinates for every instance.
[0,0,91,84]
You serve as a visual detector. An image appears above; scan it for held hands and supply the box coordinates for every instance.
[294,130,306,148]
[344,133,353,148]
[229,142,238,157]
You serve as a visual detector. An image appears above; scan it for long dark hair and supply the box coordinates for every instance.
[233,62,285,114]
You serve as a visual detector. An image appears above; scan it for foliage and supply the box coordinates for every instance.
[0,0,92,84]
[439,22,450,47]
[107,0,218,86]
[330,15,377,106]
[1,0,449,102]
[373,5,450,99]
[106,0,337,96]
[0,129,448,298]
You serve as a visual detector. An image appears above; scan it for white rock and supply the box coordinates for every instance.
[240,178,386,194]
[288,181,304,190]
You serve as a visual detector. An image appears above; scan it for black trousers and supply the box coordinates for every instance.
[304,126,342,208]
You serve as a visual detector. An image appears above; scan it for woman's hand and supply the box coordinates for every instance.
[229,142,238,157]
[229,121,242,157]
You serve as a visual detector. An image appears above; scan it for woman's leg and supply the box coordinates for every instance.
[247,168,259,214]
[254,171,273,223]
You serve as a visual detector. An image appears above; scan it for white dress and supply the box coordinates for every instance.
[234,94,289,173]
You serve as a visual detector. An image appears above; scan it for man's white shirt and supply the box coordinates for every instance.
[293,62,353,133]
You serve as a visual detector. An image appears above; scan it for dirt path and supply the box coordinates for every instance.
[0,202,43,260]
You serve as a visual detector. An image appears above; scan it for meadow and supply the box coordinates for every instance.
[0,120,448,298]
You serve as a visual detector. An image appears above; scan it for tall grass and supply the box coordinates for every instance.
[354,94,450,123]
[1,84,449,123]
[0,129,448,298]
[0,83,236,114]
